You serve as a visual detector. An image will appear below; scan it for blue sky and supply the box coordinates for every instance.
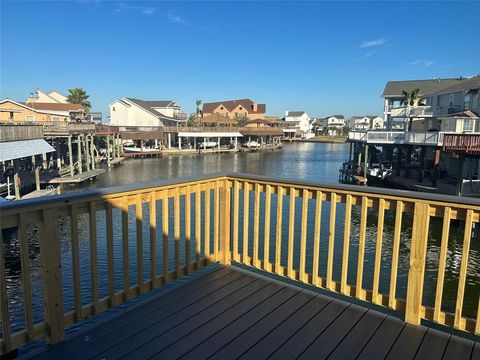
[1,1,479,119]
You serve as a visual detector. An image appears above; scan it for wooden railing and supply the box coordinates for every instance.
[1,174,480,355]
[443,133,480,155]
[0,124,44,142]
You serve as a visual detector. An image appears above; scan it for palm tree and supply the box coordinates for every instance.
[195,99,202,127]
[401,88,420,132]
[66,88,91,111]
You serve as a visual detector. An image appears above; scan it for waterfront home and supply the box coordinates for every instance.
[23,101,86,121]
[196,113,238,127]
[382,77,468,130]
[351,115,384,130]
[30,89,69,104]
[324,115,345,135]
[202,98,266,120]
[0,99,76,122]
[109,98,187,127]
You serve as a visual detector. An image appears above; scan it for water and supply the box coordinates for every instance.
[2,142,479,339]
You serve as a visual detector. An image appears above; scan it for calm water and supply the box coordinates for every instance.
[3,142,479,338]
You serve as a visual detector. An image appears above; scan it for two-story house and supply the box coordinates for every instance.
[0,99,74,122]
[324,115,345,135]
[284,111,312,135]
[109,98,187,127]
[350,116,383,130]
[202,99,266,120]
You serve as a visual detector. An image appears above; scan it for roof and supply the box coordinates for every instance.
[247,118,271,124]
[439,110,479,119]
[239,127,283,136]
[422,76,480,96]
[0,139,55,161]
[202,99,266,114]
[382,78,468,97]
[286,111,306,117]
[123,98,182,121]
[326,115,345,119]
[23,102,84,111]
[199,113,238,125]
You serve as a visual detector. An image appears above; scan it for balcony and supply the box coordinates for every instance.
[348,131,445,146]
[1,174,479,357]
[388,106,433,118]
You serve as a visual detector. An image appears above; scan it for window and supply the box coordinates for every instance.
[112,106,115,111]
[463,118,474,132]
[9,112,13,120]
[52,116,61,121]
[239,107,243,110]
[220,106,224,110]
[25,115,35,121]
[464,94,471,110]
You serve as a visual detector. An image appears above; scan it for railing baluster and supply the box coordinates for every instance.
[454,209,473,329]
[433,207,451,322]
[312,190,322,287]
[0,227,11,353]
[185,186,191,273]
[389,200,403,309]
[372,198,385,304]
[233,180,240,262]
[106,202,115,305]
[287,187,296,279]
[121,197,130,299]
[18,213,34,339]
[242,182,250,264]
[214,181,220,260]
[356,196,368,300]
[195,185,201,267]
[263,184,272,271]
[150,192,158,287]
[340,194,352,295]
[205,186,211,260]
[299,189,309,282]
[174,188,181,278]
[70,206,82,320]
[220,179,231,265]
[89,202,99,313]
[162,191,169,284]
[253,183,260,268]
[275,185,284,275]
[327,192,337,290]
[136,194,144,292]
[476,295,480,335]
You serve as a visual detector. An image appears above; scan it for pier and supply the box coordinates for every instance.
[48,168,105,184]
[1,174,479,358]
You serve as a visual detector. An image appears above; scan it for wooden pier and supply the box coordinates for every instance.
[20,188,57,200]
[48,168,105,184]
[108,157,125,166]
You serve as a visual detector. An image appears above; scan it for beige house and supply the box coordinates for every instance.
[0,99,72,122]
[202,99,266,120]
[31,89,69,104]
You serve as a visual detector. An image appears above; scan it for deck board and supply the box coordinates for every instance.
[24,266,479,360]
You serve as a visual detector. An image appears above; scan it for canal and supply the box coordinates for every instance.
[2,142,479,339]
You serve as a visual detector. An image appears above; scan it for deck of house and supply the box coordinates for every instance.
[24,266,479,360]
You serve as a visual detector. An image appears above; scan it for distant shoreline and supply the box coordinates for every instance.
[295,135,348,143]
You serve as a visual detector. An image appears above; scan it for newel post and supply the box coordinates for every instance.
[40,209,65,344]
[219,178,232,265]
[405,202,430,325]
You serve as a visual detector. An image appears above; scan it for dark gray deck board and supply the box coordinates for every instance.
[24,266,479,360]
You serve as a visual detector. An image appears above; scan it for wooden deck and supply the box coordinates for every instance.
[25,266,479,360]
[47,169,105,184]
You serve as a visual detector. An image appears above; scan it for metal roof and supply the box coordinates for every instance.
[381,78,467,97]
[0,139,55,161]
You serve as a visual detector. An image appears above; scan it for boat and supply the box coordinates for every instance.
[367,161,392,182]
[244,141,260,148]
[123,146,159,153]
[198,142,218,149]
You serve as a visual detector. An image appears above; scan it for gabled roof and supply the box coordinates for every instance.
[439,110,479,118]
[23,102,84,111]
[0,98,62,115]
[122,98,183,122]
[422,76,480,96]
[326,115,345,119]
[286,111,306,117]
[382,78,468,97]
[202,98,266,114]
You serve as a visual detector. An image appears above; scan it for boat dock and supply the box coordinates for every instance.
[20,188,57,199]
[108,157,125,166]
[48,168,105,184]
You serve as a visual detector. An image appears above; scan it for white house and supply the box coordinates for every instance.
[284,111,313,136]
[109,98,187,127]
[350,115,384,130]
[32,89,68,104]
[324,115,345,135]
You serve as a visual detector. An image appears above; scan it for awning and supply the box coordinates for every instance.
[282,129,297,133]
[178,132,243,138]
[0,139,55,162]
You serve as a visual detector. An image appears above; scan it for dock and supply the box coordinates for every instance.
[108,156,125,166]
[48,169,105,184]
[21,188,57,199]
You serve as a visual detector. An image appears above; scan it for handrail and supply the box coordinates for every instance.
[1,173,479,354]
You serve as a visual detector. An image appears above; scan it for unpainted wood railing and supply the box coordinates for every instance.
[1,173,479,355]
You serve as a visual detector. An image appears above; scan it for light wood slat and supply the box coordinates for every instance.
[214,181,220,260]
[389,200,403,309]
[263,184,272,271]
[162,192,170,284]
[220,179,231,265]
[476,295,480,335]
[136,195,144,293]
[195,185,201,267]
[89,202,100,313]
[340,194,352,294]
[70,206,82,321]
[105,202,115,306]
[454,209,473,329]
[205,187,211,259]
[312,190,322,287]
[275,185,284,274]
[121,197,130,299]
[372,198,385,304]
[299,189,309,282]
[253,183,261,268]
[185,186,191,272]
[18,213,34,339]
[356,196,368,300]
[242,182,250,264]
[174,188,181,278]
[150,192,158,287]
[287,187,296,279]
[0,226,11,353]
[433,207,451,322]
[233,180,240,262]
[327,192,337,290]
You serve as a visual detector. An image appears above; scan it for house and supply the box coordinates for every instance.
[284,111,312,135]
[0,99,73,122]
[109,98,187,127]
[350,115,383,130]
[202,99,266,120]
[382,77,468,130]
[31,89,69,104]
[324,115,345,135]
[23,101,85,121]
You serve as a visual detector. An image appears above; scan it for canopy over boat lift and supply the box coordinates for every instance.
[177,131,243,150]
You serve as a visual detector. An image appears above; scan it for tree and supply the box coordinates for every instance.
[195,99,202,126]
[401,88,420,132]
[187,113,196,127]
[66,88,91,112]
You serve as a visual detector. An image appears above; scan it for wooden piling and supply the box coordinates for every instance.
[77,135,83,174]
[68,135,74,177]
[90,135,95,170]
[35,166,40,191]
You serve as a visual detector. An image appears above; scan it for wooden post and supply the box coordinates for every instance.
[405,203,430,325]
[456,155,464,196]
[107,135,111,166]
[35,166,40,191]
[349,142,353,162]
[363,145,368,184]
[90,135,95,170]
[77,135,83,174]
[13,172,20,200]
[68,135,74,177]
[86,135,91,171]
[432,148,441,187]
[220,179,231,265]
